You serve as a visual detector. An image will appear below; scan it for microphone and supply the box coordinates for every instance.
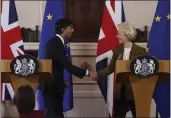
[117,53,123,60]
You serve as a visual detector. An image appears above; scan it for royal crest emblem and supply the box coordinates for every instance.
[130,55,159,78]
[10,55,39,77]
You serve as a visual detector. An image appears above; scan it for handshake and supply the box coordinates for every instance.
[88,70,98,81]
[81,62,98,81]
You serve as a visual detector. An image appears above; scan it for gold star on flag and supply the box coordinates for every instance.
[47,13,53,20]
[167,13,171,20]
[66,43,70,48]
[155,15,161,22]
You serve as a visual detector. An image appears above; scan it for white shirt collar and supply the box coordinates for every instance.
[124,47,131,51]
[56,34,64,45]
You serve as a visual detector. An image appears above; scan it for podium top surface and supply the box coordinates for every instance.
[115,60,170,74]
[1,59,52,73]
[1,60,52,84]
[115,60,170,83]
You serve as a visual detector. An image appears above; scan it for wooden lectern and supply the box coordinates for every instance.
[115,60,170,117]
[1,60,52,92]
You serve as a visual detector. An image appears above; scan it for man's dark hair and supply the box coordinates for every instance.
[55,18,74,34]
[13,85,35,114]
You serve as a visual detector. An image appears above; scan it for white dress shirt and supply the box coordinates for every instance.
[123,47,132,60]
[56,34,64,45]
[56,34,89,75]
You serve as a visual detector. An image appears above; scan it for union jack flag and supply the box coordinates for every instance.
[96,0,124,117]
[1,0,24,101]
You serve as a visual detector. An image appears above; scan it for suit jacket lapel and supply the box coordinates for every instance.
[56,36,66,54]
[117,45,124,60]
[116,43,137,60]
[129,43,136,60]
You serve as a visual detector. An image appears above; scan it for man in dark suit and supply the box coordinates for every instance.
[38,18,93,118]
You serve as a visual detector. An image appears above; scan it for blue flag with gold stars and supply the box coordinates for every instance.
[36,0,73,112]
[147,0,170,117]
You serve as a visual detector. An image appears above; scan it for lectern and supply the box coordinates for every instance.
[1,60,52,92]
[115,60,170,117]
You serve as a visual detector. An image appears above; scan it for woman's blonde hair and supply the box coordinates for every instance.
[0,100,19,117]
[117,22,137,41]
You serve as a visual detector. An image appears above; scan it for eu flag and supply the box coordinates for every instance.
[147,0,170,117]
[36,0,73,112]
[63,40,73,111]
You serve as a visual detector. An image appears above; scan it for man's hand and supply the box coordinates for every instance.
[88,70,98,81]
